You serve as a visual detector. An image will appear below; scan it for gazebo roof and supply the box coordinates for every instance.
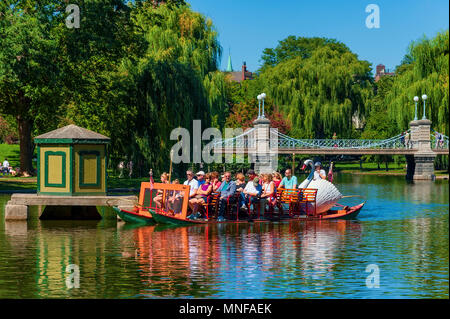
[34,124,110,144]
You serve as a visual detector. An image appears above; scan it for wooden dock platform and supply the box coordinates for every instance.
[4,194,137,220]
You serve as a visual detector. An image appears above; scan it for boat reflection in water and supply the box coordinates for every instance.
[120,220,362,298]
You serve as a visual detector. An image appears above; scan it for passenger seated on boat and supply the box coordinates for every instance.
[167,179,183,213]
[216,171,236,222]
[313,162,327,180]
[272,172,282,188]
[154,173,169,208]
[260,173,276,217]
[188,173,213,218]
[239,170,259,209]
[279,169,297,189]
[210,171,222,192]
[196,170,206,186]
[235,173,246,192]
[241,177,262,215]
[183,170,199,198]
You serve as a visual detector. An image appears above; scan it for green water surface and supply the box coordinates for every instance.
[0,174,448,298]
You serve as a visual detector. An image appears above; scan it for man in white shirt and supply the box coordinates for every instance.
[239,169,263,209]
[313,162,327,180]
[183,170,199,197]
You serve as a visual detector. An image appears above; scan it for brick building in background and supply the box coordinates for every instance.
[374,64,395,82]
[224,54,254,82]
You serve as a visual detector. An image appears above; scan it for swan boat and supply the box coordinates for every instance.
[113,166,365,226]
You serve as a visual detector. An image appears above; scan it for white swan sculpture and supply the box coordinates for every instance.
[298,159,342,214]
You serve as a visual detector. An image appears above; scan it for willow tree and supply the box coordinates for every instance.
[58,2,226,175]
[377,30,449,169]
[115,3,224,174]
[381,30,449,136]
[260,40,373,139]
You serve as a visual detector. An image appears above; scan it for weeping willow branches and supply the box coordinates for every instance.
[261,43,373,139]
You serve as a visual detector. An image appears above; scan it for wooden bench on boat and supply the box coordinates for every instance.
[200,192,220,219]
[272,188,318,217]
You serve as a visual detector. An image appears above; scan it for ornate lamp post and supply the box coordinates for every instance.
[261,93,266,118]
[421,94,427,119]
[413,96,419,120]
[257,94,262,118]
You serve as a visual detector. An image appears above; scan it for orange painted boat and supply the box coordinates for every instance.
[312,202,365,220]
[125,182,366,226]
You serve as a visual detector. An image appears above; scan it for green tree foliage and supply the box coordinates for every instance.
[381,30,449,136]
[122,4,223,175]
[260,39,373,139]
[375,30,449,170]
[0,1,227,176]
[0,1,64,173]
[361,76,397,168]
[261,36,350,70]
[0,115,18,143]
[64,3,224,175]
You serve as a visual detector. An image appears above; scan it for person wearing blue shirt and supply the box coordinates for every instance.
[216,171,236,221]
[196,170,206,186]
[279,169,297,189]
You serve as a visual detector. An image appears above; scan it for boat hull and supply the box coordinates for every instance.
[149,202,365,225]
[318,202,365,220]
[149,210,207,225]
[113,206,156,225]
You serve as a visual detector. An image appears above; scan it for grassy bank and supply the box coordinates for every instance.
[333,161,448,178]
[0,175,149,191]
[0,144,20,167]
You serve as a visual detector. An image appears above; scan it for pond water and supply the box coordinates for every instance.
[0,174,448,298]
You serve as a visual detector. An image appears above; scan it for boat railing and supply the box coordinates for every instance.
[139,182,191,219]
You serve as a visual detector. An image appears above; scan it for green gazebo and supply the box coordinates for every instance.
[34,124,110,196]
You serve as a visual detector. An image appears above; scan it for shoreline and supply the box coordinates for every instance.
[337,170,449,179]
[1,170,448,194]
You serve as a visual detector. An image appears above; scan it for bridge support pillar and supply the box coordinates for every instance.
[407,119,436,180]
[251,117,277,174]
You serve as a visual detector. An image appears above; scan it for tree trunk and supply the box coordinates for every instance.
[385,156,389,171]
[17,115,34,176]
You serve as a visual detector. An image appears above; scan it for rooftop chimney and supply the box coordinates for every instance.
[376,64,385,75]
[242,62,247,81]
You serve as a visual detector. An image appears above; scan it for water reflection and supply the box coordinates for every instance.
[119,220,363,298]
[0,174,447,298]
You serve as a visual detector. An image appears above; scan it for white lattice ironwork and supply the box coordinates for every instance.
[213,126,449,151]
[212,128,256,148]
[271,128,423,150]
[431,129,449,150]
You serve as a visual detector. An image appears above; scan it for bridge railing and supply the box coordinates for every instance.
[272,130,416,150]
[212,128,256,149]
[431,130,449,150]
[213,127,450,152]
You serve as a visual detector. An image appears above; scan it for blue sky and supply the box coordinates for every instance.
[187,0,449,74]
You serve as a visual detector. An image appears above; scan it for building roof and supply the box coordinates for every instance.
[34,124,110,144]
[228,71,243,82]
[226,54,233,72]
